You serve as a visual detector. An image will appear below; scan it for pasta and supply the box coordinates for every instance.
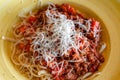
[3,3,106,80]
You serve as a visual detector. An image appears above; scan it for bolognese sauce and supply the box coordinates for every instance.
[8,3,105,80]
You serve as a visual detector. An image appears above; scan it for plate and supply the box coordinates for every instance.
[0,0,120,80]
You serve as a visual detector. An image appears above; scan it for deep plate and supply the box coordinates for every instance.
[0,0,120,80]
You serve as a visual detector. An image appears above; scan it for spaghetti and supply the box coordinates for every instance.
[8,3,105,80]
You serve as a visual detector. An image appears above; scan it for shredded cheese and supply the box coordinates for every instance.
[31,4,84,76]
[99,43,106,53]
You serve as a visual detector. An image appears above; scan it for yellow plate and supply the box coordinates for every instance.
[0,0,120,80]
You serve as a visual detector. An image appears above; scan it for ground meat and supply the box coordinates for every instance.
[12,3,105,80]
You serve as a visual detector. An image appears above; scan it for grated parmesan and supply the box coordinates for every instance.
[99,43,106,53]
[31,3,84,76]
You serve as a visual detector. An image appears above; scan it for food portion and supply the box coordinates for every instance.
[11,3,104,80]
